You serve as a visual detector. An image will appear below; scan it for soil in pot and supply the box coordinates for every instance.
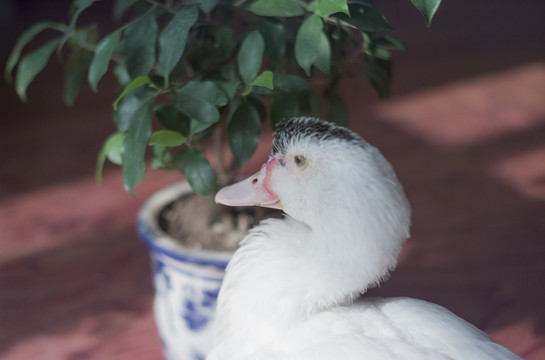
[159,193,282,252]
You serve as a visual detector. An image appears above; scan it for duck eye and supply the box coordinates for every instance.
[294,155,306,167]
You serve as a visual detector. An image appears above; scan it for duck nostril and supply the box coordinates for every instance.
[252,178,258,185]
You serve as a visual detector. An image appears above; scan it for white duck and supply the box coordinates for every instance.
[208,117,521,360]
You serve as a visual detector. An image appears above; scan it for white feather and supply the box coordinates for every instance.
[208,118,521,360]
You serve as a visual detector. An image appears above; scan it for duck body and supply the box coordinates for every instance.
[208,118,521,360]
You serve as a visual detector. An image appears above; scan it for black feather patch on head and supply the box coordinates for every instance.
[272,117,364,156]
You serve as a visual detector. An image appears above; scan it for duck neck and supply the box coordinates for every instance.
[300,211,404,311]
[212,201,408,356]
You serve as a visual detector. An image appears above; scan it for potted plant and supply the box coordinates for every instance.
[5,0,440,358]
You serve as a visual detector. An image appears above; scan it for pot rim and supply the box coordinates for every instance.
[137,181,233,270]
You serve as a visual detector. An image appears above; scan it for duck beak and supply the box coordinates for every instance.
[215,158,282,210]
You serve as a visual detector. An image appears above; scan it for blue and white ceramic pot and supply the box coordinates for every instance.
[137,182,233,360]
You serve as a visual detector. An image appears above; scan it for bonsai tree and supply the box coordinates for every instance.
[5,0,441,197]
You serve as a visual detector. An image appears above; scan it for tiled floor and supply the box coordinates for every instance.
[364,63,545,359]
[1,0,544,359]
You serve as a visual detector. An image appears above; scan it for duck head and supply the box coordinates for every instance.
[216,117,411,240]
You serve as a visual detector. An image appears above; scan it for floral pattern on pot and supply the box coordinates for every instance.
[137,182,233,360]
[150,250,225,360]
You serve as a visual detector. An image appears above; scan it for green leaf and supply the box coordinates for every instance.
[88,29,122,92]
[180,81,229,106]
[410,0,441,27]
[5,21,59,83]
[198,0,219,13]
[246,0,304,17]
[228,101,261,166]
[58,0,97,55]
[252,72,312,95]
[247,96,268,123]
[201,27,236,68]
[64,46,93,106]
[155,104,190,136]
[113,61,131,85]
[105,132,126,165]
[122,96,154,196]
[295,15,323,76]
[175,84,222,127]
[220,63,238,82]
[315,0,349,17]
[121,11,158,78]
[271,93,299,128]
[115,93,140,132]
[224,96,242,125]
[15,39,59,101]
[115,89,155,132]
[184,148,216,195]
[113,75,151,110]
[374,34,408,52]
[189,118,215,135]
[176,93,220,128]
[63,26,99,103]
[314,32,331,74]
[238,30,265,85]
[326,91,349,127]
[364,56,392,98]
[258,19,286,65]
[335,4,392,32]
[251,70,274,89]
[221,81,240,99]
[113,0,138,21]
[172,150,188,173]
[157,5,199,78]
[373,47,391,61]
[298,90,321,117]
[149,130,186,147]
[95,132,126,184]
[273,74,311,93]
[151,145,171,170]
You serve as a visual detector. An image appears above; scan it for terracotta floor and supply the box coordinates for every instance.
[1,0,545,359]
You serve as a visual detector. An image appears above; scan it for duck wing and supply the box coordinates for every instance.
[228,297,521,360]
